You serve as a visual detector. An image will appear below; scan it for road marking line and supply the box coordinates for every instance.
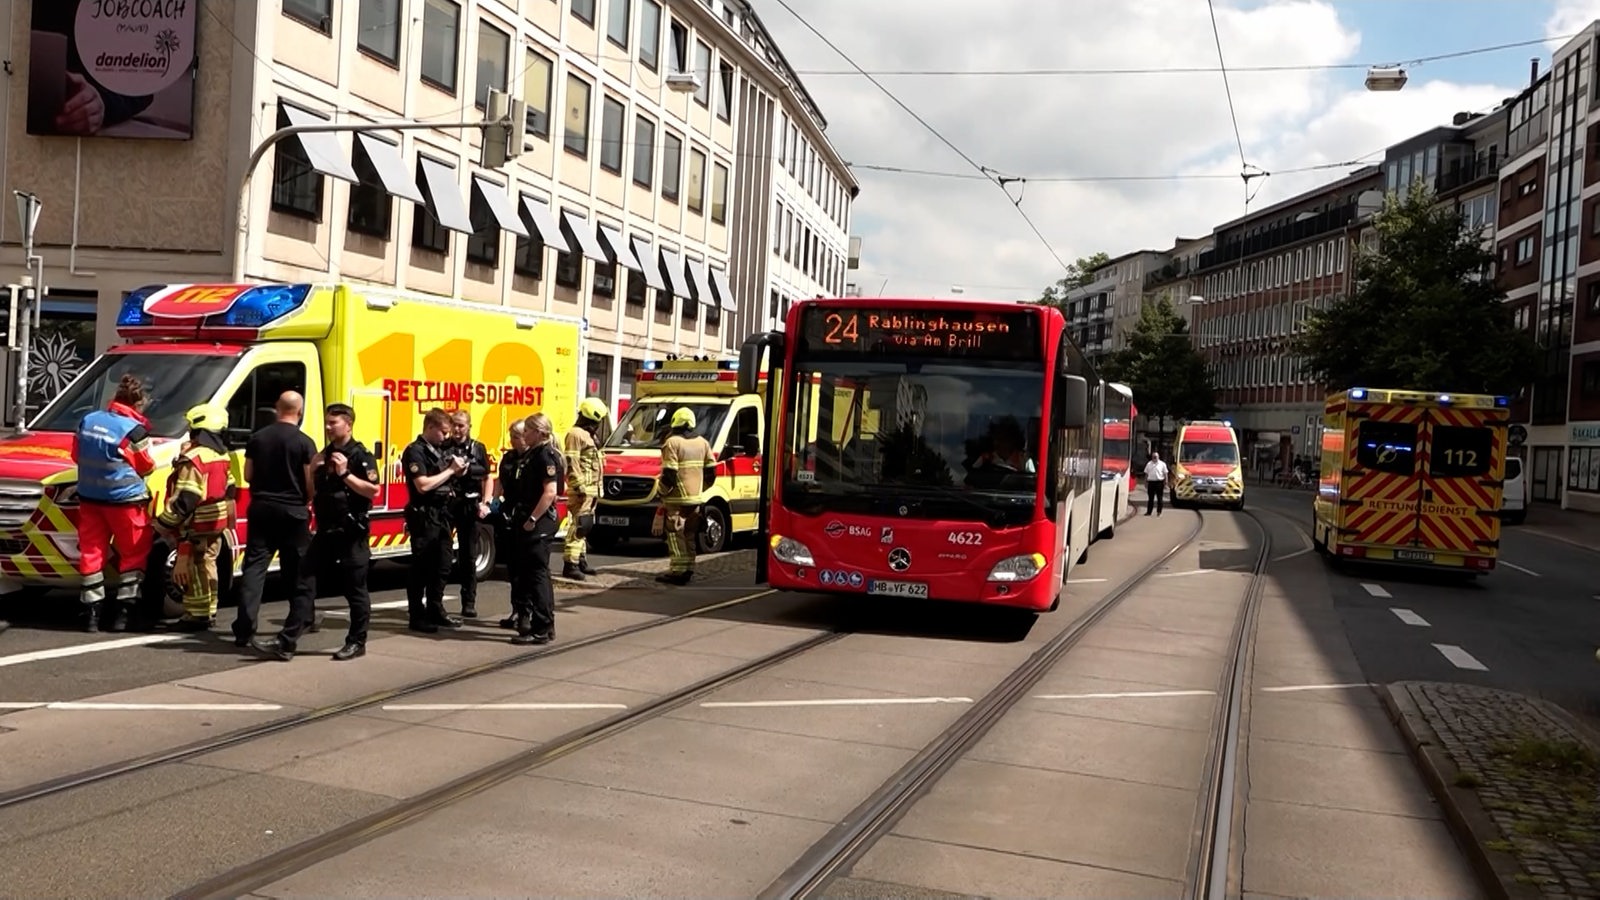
[1273,527,1316,562]
[1432,643,1488,671]
[1390,607,1431,627]
[1260,683,1372,693]
[701,697,973,709]
[1033,689,1215,700]
[0,634,185,668]
[1066,578,1107,584]
[1361,583,1392,598]
[0,701,283,711]
[1499,561,1541,577]
[1156,569,1221,578]
[381,703,629,711]
[322,600,408,618]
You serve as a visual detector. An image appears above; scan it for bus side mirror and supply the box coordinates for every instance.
[1060,375,1088,429]
[738,332,783,395]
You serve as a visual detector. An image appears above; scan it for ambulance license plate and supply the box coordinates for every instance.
[868,580,929,598]
[1394,549,1434,562]
[598,515,630,527]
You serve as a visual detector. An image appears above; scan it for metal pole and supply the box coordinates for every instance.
[11,190,42,434]
[231,119,493,283]
[11,275,32,434]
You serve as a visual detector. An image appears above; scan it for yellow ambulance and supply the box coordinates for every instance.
[0,282,579,613]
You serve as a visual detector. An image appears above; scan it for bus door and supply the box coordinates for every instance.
[1416,408,1503,559]
[1345,410,1424,553]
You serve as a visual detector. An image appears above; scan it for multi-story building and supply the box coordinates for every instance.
[1143,234,1214,330]
[1188,166,1381,461]
[0,0,852,423]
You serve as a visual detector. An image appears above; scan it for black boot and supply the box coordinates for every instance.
[108,601,131,633]
[562,561,584,581]
[511,611,537,645]
[83,602,101,633]
[579,555,597,576]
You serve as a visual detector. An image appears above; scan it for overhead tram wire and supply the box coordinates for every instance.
[846,155,1387,183]
[1203,0,1266,210]
[767,0,1073,277]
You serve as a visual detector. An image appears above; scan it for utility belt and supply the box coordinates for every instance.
[316,506,371,535]
[404,503,449,531]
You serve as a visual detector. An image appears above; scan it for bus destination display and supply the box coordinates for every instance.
[798,307,1040,359]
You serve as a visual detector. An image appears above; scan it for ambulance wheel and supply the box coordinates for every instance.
[147,537,236,619]
[697,503,730,555]
[473,523,496,581]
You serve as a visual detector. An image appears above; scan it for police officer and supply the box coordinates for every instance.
[505,414,562,644]
[561,397,607,581]
[657,407,717,585]
[495,419,530,630]
[444,410,491,619]
[403,408,466,633]
[154,404,237,632]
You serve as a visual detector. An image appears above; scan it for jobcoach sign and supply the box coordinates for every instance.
[26,0,197,140]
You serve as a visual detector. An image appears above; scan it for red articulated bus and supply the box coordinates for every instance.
[737,297,1120,612]
[1097,382,1135,539]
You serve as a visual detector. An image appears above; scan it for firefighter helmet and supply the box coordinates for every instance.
[671,407,696,430]
[577,396,609,423]
[185,403,230,432]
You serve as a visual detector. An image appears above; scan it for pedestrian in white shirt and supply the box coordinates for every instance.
[1144,451,1169,516]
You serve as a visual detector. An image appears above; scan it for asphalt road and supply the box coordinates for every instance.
[1247,485,1600,727]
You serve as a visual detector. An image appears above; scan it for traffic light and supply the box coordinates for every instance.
[480,89,527,170]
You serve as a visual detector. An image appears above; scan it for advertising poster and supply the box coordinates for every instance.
[26,0,198,140]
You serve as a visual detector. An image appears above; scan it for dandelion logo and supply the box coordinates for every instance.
[27,332,86,400]
[154,29,181,72]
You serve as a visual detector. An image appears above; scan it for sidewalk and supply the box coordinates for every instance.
[1519,504,1600,555]
[1384,682,1600,899]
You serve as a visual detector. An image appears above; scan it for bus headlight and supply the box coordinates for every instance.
[987,553,1048,582]
[771,535,815,567]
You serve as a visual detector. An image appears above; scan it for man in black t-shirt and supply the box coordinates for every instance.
[233,391,319,647]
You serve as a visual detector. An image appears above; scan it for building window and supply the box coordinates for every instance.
[270,105,322,220]
[1519,179,1537,197]
[572,0,596,26]
[599,95,625,174]
[1517,235,1535,264]
[284,0,332,32]
[772,200,784,253]
[607,0,631,48]
[1569,446,1600,493]
[466,190,501,266]
[411,158,452,254]
[512,196,546,279]
[710,162,728,224]
[564,74,592,158]
[633,115,656,187]
[638,0,661,71]
[524,49,552,138]
[1584,361,1600,395]
[662,130,682,202]
[346,137,396,239]
[357,0,402,63]
[777,113,788,165]
[692,40,711,107]
[1590,283,1600,317]
[474,20,510,110]
[668,18,688,72]
[420,0,460,93]
[716,61,734,121]
[686,147,706,214]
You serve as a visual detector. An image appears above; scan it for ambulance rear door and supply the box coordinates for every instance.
[1415,405,1504,562]
[1341,403,1425,555]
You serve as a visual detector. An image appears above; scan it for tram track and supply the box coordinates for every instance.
[0,587,780,813]
[759,508,1273,900]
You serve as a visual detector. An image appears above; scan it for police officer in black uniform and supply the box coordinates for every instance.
[505,413,563,644]
[443,410,491,619]
[494,419,530,630]
[403,408,466,633]
[306,403,380,660]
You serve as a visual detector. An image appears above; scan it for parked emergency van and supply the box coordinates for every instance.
[1312,387,1508,575]
[1171,419,1245,509]
[592,359,764,554]
[0,282,580,612]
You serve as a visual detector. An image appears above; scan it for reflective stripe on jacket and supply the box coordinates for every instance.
[75,407,153,504]
[158,446,234,536]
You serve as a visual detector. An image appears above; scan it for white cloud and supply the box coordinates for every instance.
[747,0,1523,301]
[1547,0,1600,47]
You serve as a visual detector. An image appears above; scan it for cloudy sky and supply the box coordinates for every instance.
[746,0,1600,301]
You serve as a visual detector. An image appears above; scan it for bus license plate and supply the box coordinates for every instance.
[1394,549,1434,562]
[598,515,630,527]
[869,580,929,598]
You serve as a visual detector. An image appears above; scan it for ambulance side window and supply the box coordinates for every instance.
[1355,421,1417,475]
[727,406,760,456]
[1430,426,1492,478]
[225,362,309,443]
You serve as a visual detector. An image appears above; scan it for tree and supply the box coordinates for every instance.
[1292,182,1541,395]
[1099,295,1216,437]
[1037,252,1112,306]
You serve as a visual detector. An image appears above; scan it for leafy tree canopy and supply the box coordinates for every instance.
[1292,182,1540,396]
[1037,252,1112,306]
[1099,295,1216,426]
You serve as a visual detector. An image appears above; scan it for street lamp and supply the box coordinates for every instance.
[1365,66,1407,91]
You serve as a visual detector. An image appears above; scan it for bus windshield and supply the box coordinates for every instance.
[606,401,730,450]
[1179,440,1239,465]
[781,359,1045,524]
[29,352,238,439]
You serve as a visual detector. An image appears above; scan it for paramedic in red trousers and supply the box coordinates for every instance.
[71,374,157,633]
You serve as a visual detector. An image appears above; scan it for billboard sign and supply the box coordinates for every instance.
[26,0,198,140]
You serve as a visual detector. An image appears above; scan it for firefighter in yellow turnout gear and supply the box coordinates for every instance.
[656,407,717,585]
[561,397,607,580]
[155,404,238,630]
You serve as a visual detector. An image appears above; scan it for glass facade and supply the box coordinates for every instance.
[1534,42,1588,425]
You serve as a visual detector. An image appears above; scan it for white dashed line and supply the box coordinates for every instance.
[1033,689,1215,700]
[1260,683,1373,693]
[1499,561,1541,577]
[1390,608,1431,627]
[701,697,973,709]
[0,701,283,711]
[1066,578,1108,584]
[381,703,629,711]
[1361,583,1392,599]
[1432,643,1489,671]
[1156,569,1222,578]
[0,634,186,668]
[1272,528,1316,562]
